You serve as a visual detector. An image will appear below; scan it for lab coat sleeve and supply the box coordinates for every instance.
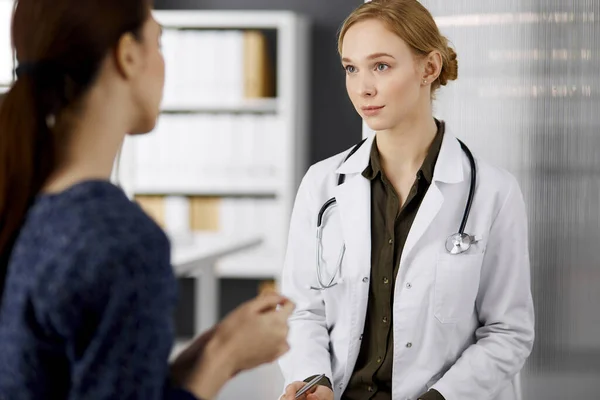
[278,167,333,387]
[431,175,535,400]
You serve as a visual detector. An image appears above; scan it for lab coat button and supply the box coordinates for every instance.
[362,277,369,283]
[406,342,413,348]
[406,282,412,289]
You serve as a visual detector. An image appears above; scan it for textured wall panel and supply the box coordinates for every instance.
[420,0,600,398]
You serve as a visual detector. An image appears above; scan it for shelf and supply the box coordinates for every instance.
[161,98,278,115]
[133,185,278,198]
[168,232,279,279]
[216,246,283,279]
[154,10,301,30]
[170,232,263,277]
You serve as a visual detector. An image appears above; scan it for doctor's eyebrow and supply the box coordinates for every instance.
[341,52,396,63]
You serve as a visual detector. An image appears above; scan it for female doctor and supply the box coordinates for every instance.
[279,1,535,400]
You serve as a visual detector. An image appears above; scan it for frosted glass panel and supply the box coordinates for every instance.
[418,1,600,398]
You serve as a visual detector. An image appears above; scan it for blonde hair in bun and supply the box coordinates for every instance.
[338,0,458,95]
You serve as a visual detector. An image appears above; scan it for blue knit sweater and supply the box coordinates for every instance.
[0,180,196,400]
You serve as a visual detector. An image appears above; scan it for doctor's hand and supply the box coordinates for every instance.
[282,382,334,400]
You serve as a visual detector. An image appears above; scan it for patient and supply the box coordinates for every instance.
[0,1,293,399]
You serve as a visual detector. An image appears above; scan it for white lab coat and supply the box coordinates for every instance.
[278,129,535,400]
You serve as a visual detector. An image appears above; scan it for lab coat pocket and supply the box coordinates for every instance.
[434,252,484,324]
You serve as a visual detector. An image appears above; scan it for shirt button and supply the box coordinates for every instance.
[406,282,412,289]
[383,277,389,284]
[362,277,369,283]
[377,357,382,363]
[406,342,413,348]
[382,317,388,324]
[368,386,374,392]
[388,238,393,245]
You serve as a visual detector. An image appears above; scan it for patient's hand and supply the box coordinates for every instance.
[169,326,217,386]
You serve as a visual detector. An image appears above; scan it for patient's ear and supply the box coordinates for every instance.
[114,31,144,80]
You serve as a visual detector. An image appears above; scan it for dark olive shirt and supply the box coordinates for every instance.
[342,120,445,400]
[305,121,446,400]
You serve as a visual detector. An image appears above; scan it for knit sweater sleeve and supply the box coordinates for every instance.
[32,235,196,400]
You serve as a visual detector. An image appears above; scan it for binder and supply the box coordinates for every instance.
[243,30,275,98]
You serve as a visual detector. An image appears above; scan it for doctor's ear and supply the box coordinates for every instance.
[420,50,442,85]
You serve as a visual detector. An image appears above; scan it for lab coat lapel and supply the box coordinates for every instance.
[332,172,372,383]
[401,131,465,263]
[333,135,375,282]
[331,173,371,281]
[401,183,443,261]
[332,135,375,384]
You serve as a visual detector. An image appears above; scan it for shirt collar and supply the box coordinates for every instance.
[361,119,446,183]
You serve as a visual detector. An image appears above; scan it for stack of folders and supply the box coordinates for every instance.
[161,28,274,107]
[133,26,284,274]
[135,195,285,257]
[133,113,283,193]
[133,27,279,192]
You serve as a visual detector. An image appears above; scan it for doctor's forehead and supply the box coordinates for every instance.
[341,19,408,62]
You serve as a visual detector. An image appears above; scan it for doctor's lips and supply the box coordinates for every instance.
[361,105,384,116]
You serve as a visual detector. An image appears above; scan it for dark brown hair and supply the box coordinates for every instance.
[0,0,151,298]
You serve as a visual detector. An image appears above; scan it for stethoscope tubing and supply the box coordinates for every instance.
[314,137,476,290]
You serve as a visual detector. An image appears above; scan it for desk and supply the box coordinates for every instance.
[170,232,263,335]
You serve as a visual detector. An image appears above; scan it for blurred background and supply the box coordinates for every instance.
[1,0,599,399]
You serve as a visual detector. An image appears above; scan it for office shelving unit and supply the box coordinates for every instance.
[116,10,311,280]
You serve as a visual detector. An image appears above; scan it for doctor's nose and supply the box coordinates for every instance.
[358,83,377,98]
[356,74,377,98]
[359,86,376,97]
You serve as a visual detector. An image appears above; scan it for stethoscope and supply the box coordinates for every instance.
[311,137,477,291]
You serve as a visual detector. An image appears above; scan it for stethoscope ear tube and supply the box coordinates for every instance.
[317,198,337,228]
[457,139,476,235]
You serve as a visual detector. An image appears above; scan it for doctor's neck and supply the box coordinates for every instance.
[374,109,438,177]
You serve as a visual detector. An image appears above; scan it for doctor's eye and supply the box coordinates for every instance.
[375,63,389,72]
[344,65,357,74]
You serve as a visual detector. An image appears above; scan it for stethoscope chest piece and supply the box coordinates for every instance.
[445,232,476,255]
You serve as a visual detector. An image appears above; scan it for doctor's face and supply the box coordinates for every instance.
[341,19,424,132]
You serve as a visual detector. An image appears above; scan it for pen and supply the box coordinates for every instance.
[295,373,326,399]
